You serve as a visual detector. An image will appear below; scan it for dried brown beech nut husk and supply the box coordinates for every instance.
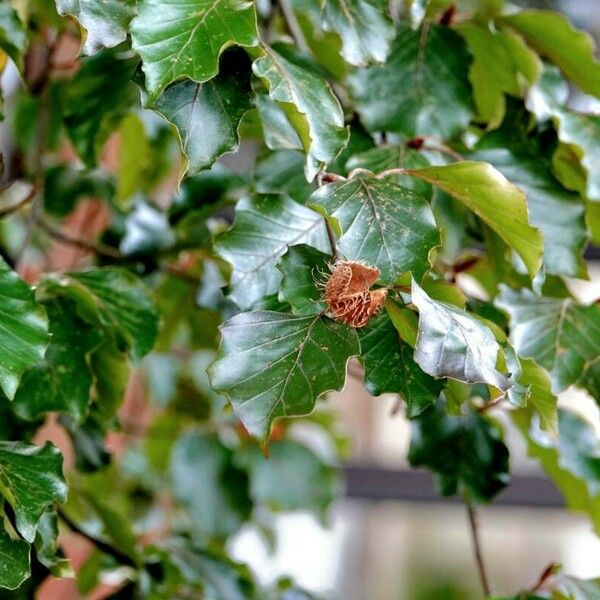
[324,261,387,328]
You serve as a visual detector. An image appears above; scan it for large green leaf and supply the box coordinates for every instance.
[12,298,101,422]
[322,0,394,66]
[0,442,67,543]
[152,49,253,176]
[502,10,600,98]
[63,48,138,167]
[170,433,251,540]
[254,150,316,203]
[0,258,48,400]
[253,45,348,179]
[309,176,440,284]
[553,108,600,202]
[130,0,259,100]
[408,161,542,278]
[0,3,27,71]
[359,312,442,417]
[347,22,473,137]
[214,195,330,309]
[497,287,600,392]
[408,399,510,502]
[56,0,135,54]
[208,311,359,440]
[411,281,512,392]
[456,23,541,128]
[0,526,29,590]
[472,148,587,279]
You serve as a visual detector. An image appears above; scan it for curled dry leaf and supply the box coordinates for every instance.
[324,260,387,328]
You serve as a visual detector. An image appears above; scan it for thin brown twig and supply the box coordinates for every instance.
[277,0,310,53]
[324,220,338,261]
[466,500,491,597]
[0,181,40,218]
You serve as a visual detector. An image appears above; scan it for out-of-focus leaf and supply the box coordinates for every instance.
[0,3,27,71]
[254,150,316,203]
[208,311,359,440]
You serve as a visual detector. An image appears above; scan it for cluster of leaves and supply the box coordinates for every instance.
[1,0,600,597]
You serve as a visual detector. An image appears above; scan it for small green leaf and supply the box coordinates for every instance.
[502,10,600,98]
[152,49,253,177]
[215,195,330,309]
[348,22,473,138]
[253,45,348,179]
[412,280,512,392]
[277,245,330,316]
[208,311,359,440]
[170,433,251,539]
[34,511,72,577]
[322,0,394,66]
[0,442,67,543]
[0,3,27,71]
[130,0,259,100]
[254,150,316,203]
[309,176,440,284]
[0,258,48,400]
[497,287,600,392]
[408,399,510,503]
[359,312,442,417]
[56,0,135,54]
[517,357,557,433]
[0,525,29,590]
[409,161,543,278]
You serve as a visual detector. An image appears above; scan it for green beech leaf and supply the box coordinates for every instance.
[170,433,252,539]
[215,195,330,309]
[517,357,557,433]
[0,442,67,543]
[46,268,159,362]
[456,23,541,128]
[0,3,27,71]
[12,297,101,422]
[63,48,138,167]
[345,146,432,200]
[348,22,473,138]
[322,0,394,66]
[254,150,316,203]
[359,312,442,417]
[237,439,340,516]
[472,147,587,279]
[0,525,29,590]
[152,49,253,176]
[412,281,512,392]
[497,287,600,392]
[208,311,359,441]
[56,0,135,54]
[309,176,440,284]
[553,108,600,202]
[409,161,542,278]
[253,45,348,179]
[408,399,510,503]
[35,511,72,577]
[130,0,259,100]
[277,244,330,316]
[0,258,48,400]
[255,94,303,152]
[502,10,600,98]
[513,408,600,536]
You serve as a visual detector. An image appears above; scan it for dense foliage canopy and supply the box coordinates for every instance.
[1,0,600,597]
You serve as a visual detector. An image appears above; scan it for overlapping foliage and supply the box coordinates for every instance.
[1,0,600,597]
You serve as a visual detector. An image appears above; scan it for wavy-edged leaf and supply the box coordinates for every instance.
[131,0,259,100]
[503,10,600,98]
[309,176,440,284]
[152,49,253,176]
[497,287,600,392]
[359,312,442,417]
[553,108,600,202]
[56,0,135,54]
[0,525,29,590]
[322,0,394,66]
[348,22,473,137]
[208,311,359,441]
[0,442,67,543]
[409,399,510,502]
[215,195,330,309]
[253,45,348,179]
[409,161,542,278]
[0,258,48,400]
[12,298,101,422]
[472,148,587,279]
[412,280,512,392]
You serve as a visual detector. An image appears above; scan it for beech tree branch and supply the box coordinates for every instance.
[466,500,491,597]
